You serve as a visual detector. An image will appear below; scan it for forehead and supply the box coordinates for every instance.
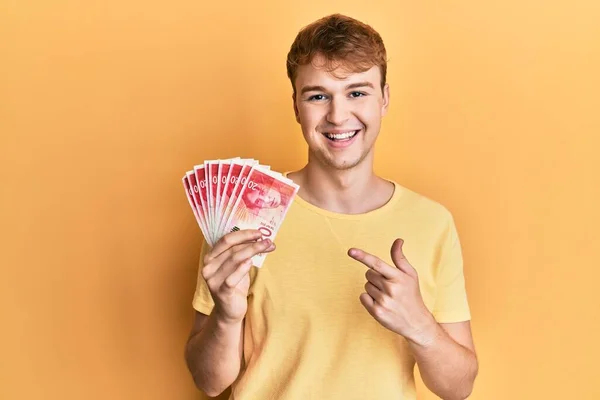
[295,55,381,90]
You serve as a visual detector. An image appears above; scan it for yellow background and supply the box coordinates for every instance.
[2,1,599,399]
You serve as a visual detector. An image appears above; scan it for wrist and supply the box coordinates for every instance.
[408,313,441,348]
[212,309,244,329]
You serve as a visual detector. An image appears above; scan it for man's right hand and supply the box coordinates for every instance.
[201,229,275,324]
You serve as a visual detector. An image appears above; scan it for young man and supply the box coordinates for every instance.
[185,14,478,400]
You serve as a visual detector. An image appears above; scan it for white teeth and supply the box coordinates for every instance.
[325,131,358,140]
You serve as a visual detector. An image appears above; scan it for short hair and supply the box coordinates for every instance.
[286,14,388,93]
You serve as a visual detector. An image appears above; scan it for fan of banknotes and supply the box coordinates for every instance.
[182,158,299,268]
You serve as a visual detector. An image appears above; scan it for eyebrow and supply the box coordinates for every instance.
[299,81,375,95]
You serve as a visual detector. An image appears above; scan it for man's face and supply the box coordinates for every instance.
[293,55,390,171]
[243,185,282,210]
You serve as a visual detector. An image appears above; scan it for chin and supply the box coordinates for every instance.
[321,153,366,171]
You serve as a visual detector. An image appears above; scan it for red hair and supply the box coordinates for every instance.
[286,14,388,93]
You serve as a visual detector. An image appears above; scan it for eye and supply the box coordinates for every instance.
[349,91,366,98]
[307,94,327,101]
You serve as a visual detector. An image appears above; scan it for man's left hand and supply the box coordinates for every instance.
[348,238,438,346]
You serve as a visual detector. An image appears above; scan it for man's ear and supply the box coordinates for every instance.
[292,92,300,123]
[381,83,390,117]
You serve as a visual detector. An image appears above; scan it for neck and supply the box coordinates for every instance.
[289,153,394,215]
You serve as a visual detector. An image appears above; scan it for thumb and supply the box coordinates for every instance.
[391,238,416,277]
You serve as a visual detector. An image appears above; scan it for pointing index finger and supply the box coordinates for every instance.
[348,248,397,279]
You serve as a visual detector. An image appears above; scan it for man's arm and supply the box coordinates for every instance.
[409,320,478,400]
[348,240,478,400]
[184,231,275,397]
[184,311,244,397]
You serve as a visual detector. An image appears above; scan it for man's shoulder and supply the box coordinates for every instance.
[390,181,455,223]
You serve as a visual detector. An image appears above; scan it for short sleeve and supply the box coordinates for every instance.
[192,240,215,315]
[432,212,471,323]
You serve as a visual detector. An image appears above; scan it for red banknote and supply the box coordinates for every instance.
[182,159,299,268]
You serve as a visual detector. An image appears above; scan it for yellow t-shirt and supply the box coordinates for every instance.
[192,180,471,399]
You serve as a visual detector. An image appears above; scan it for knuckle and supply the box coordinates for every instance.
[223,277,235,289]
[389,269,401,280]
[380,295,394,310]
[201,267,210,280]
[373,305,385,318]
[221,235,232,246]
[378,296,389,309]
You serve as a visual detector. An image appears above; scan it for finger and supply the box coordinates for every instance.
[365,269,385,290]
[203,240,273,281]
[207,229,264,262]
[365,281,384,303]
[390,239,417,278]
[223,259,253,289]
[359,292,377,317]
[202,242,254,278]
[348,248,398,279]
[214,239,275,283]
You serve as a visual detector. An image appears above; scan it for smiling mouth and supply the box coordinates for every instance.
[323,130,360,141]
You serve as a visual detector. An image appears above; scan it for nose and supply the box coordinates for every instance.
[326,97,350,125]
